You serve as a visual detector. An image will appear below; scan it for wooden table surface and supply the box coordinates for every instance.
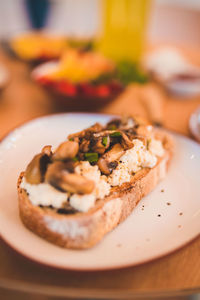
[0,47,199,299]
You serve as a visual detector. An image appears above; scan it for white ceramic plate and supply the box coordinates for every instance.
[0,113,199,271]
[189,106,200,142]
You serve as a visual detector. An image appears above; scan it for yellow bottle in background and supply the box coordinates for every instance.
[97,0,150,63]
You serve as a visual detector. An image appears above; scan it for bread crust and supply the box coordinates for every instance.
[17,130,173,249]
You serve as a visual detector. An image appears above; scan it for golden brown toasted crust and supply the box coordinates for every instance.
[17,130,173,249]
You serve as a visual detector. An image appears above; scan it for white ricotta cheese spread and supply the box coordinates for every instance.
[148,138,165,157]
[70,193,96,213]
[20,177,67,208]
[108,139,159,186]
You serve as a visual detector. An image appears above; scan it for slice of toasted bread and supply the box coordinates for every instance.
[17,129,173,249]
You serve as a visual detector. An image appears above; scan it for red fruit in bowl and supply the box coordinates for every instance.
[109,81,123,92]
[80,83,96,96]
[56,81,77,96]
[95,85,110,97]
[37,76,53,86]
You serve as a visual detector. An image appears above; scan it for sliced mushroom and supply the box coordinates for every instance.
[88,122,104,133]
[107,116,136,130]
[91,139,106,154]
[106,118,121,130]
[93,130,115,138]
[42,145,52,156]
[63,160,78,173]
[124,128,137,140]
[68,123,104,140]
[60,173,94,194]
[45,161,94,194]
[25,153,50,184]
[79,139,90,152]
[53,141,79,161]
[98,143,124,175]
[91,135,110,154]
[97,158,110,175]
[120,116,136,129]
[95,130,133,150]
[78,152,85,161]
[120,132,133,150]
[45,161,76,178]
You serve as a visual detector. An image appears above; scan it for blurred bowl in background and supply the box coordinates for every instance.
[5,31,68,66]
[4,31,94,67]
[31,47,149,111]
[165,74,200,98]
[32,61,123,111]
[143,46,200,98]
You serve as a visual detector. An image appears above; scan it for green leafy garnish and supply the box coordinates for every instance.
[91,72,114,85]
[116,60,149,86]
[84,152,99,163]
[90,60,148,87]
[110,132,121,137]
[102,136,108,147]
[108,124,117,130]
[72,156,78,162]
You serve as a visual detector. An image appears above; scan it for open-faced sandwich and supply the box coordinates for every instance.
[17,116,173,249]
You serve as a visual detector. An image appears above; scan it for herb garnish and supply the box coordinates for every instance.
[102,136,108,147]
[72,156,78,162]
[110,132,121,137]
[116,60,149,85]
[84,152,99,163]
[91,60,148,86]
[108,124,117,130]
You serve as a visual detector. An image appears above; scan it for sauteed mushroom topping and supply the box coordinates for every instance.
[45,161,71,181]
[68,123,104,141]
[91,135,110,154]
[60,173,94,194]
[24,116,153,195]
[97,158,110,175]
[79,139,90,153]
[53,141,79,161]
[45,161,94,194]
[93,130,132,149]
[42,145,52,156]
[97,143,125,175]
[25,153,50,184]
[20,116,166,215]
[107,119,121,130]
[107,116,136,130]
[118,132,133,150]
[20,115,167,216]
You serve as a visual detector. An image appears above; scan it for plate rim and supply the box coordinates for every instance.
[0,229,199,272]
[0,238,200,298]
[0,112,200,271]
[189,106,200,142]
